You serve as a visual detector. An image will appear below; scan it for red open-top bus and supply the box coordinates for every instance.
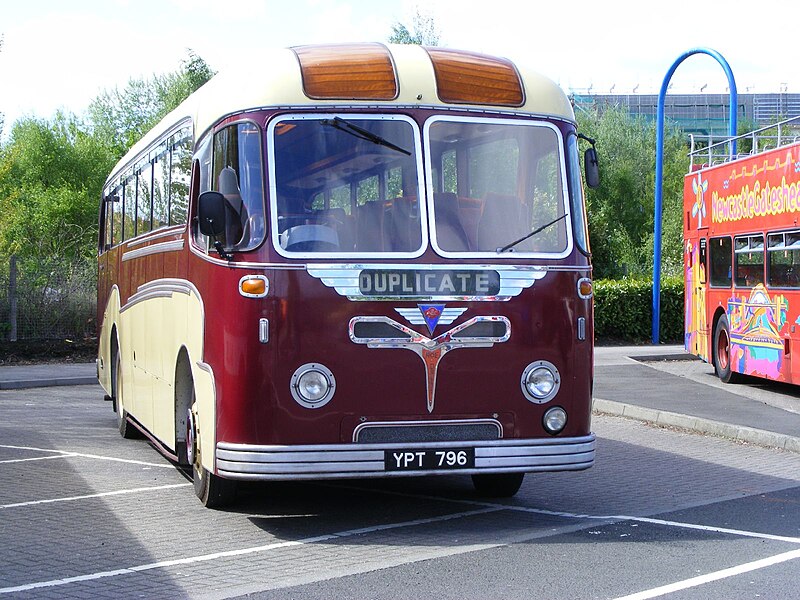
[97,43,598,508]
[685,116,800,384]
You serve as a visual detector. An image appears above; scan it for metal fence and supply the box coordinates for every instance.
[0,255,97,341]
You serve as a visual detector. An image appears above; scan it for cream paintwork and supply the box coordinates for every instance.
[104,44,575,189]
[97,285,120,396]
[99,278,216,473]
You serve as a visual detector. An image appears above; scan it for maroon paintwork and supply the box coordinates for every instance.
[99,107,593,461]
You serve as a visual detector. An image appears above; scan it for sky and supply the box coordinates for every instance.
[1,0,798,134]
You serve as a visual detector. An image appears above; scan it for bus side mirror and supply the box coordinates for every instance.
[198,191,227,237]
[584,147,600,189]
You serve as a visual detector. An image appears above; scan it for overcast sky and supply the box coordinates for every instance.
[1,0,797,133]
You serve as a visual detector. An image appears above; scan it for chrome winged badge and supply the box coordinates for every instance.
[349,315,510,413]
[395,305,467,334]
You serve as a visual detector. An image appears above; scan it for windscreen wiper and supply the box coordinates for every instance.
[321,116,411,156]
[498,213,569,253]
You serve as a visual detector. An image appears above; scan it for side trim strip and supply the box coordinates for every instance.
[122,240,184,262]
[124,225,186,248]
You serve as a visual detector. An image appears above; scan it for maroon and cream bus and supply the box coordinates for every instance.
[97,43,599,508]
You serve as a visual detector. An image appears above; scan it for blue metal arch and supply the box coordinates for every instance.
[652,48,738,344]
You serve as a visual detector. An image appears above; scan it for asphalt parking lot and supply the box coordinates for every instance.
[1,357,800,599]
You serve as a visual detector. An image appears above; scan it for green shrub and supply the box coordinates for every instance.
[594,276,683,344]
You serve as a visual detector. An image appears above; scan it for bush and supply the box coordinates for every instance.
[594,276,683,344]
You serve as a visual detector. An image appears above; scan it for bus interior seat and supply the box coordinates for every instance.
[322,207,355,251]
[433,192,470,252]
[356,200,387,252]
[477,192,527,252]
[456,196,483,250]
[387,196,419,252]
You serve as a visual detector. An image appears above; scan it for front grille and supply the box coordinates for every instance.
[355,421,501,444]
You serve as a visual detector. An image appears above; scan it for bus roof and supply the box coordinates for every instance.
[108,43,574,184]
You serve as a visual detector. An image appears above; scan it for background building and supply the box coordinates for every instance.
[572,92,800,142]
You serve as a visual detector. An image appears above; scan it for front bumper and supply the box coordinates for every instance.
[216,434,596,480]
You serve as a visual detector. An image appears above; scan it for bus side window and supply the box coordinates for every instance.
[152,144,169,230]
[734,234,764,287]
[192,135,213,251]
[768,231,800,288]
[211,122,265,251]
[123,171,136,241]
[137,159,153,236]
[698,238,707,284]
[709,236,732,287]
[170,128,192,226]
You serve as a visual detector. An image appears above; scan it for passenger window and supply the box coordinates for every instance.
[170,128,192,226]
[112,185,124,246]
[123,172,136,240]
[734,234,764,287]
[152,145,169,230]
[211,123,265,251]
[137,159,153,236]
[709,236,732,287]
[768,231,800,288]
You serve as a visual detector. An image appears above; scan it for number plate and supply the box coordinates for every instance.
[384,448,475,471]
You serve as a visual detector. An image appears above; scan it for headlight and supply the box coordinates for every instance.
[543,407,568,435]
[521,360,560,404]
[291,363,336,409]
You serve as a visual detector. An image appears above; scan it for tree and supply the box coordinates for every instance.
[577,106,689,279]
[87,49,214,157]
[0,34,4,138]
[0,50,215,262]
[389,8,442,46]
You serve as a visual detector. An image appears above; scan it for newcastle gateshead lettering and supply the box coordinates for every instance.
[712,176,800,224]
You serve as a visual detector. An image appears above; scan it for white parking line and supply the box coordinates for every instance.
[0,483,192,510]
[0,444,172,468]
[0,454,77,464]
[0,506,500,595]
[326,483,800,546]
[613,548,800,600]
[326,483,800,598]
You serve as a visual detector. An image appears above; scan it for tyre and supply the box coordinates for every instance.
[713,314,744,384]
[471,472,525,498]
[193,464,237,509]
[187,406,237,509]
[115,351,141,439]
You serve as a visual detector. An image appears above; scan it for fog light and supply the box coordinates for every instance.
[543,407,567,435]
[521,360,560,404]
[290,363,336,409]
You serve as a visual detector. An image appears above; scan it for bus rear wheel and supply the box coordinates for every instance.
[471,472,525,497]
[713,315,743,384]
[187,407,237,509]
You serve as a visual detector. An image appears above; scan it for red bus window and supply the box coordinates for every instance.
[768,231,800,288]
[709,236,732,287]
[734,234,764,287]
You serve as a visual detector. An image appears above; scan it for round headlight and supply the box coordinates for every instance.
[543,407,568,435]
[521,360,560,404]
[297,370,328,402]
[290,363,336,409]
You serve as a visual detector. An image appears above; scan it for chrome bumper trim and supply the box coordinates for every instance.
[215,434,595,480]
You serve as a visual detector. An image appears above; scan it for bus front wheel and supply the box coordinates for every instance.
[713,315,743,384]
[188,407,237,509]
[471,472,525,497]
[115,351,141,439]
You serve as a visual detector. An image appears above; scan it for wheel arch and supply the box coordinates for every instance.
[174,346,195,465]
[710,305,727,367]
